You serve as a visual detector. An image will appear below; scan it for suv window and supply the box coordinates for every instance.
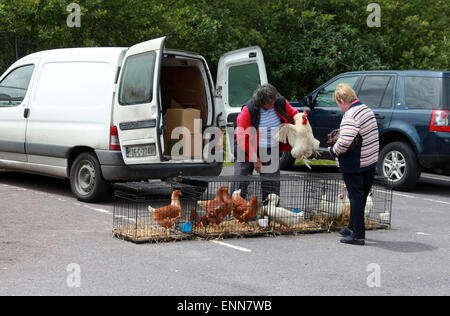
[358,75,394,108]
[0,64,35,107]
[228,63,260,107]
[444,78,450,109]
[119,52,156,105]
[405,76,441,109]
[315,76,359,107]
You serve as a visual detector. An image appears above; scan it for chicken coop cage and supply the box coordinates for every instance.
[112,174,392,243]
[112,181,202,243]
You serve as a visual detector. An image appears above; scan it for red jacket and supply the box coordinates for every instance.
[236,98,298,161]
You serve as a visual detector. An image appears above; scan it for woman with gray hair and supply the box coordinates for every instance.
[329,83,380,246]
[232,84,298,202]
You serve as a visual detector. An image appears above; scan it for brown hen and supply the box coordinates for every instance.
[189,207,208,228]
[148,190,182,234]
[198,186,233,227]
[232,190,259,223]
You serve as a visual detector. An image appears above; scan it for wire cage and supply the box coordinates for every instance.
[112,181,201,243]
[293,173,393,231]
[176,173,392,236]
[174,175,326,237]
[112,174,392,243]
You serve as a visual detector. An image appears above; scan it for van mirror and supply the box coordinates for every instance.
[0,93,11,102]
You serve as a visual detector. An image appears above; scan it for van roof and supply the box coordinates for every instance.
[16,47,127,63]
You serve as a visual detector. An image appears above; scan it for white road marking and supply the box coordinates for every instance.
[210,240,252,252]
[423,198,450,206]
[416,232,431,236]
[82,205,112,215]
[392,192,418,199]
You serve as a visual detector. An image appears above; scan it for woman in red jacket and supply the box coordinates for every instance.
[232,84,298,202]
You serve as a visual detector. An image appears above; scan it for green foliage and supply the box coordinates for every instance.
[0,0,448,100]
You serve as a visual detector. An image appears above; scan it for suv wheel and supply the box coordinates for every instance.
[378,142,420,191]
[280,151,296,170]
[70,152,110,202]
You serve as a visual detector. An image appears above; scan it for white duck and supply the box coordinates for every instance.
[364,193,373,218]
[259,194,303,227]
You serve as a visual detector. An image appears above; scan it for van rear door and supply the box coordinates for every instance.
[215,46,267,127]
[113,37,166,165]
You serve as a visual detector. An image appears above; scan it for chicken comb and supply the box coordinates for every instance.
[302,109,308,125]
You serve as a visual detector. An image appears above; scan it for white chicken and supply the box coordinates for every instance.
[319,186,374,219]
[259,194,303,227]
[319,188,350,219]
[273,110,320,169]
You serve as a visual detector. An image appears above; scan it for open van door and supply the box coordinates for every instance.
[113,37,166,165]
[215,46,267,127]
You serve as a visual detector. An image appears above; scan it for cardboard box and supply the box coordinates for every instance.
[164,108,202,159]
[165,108,201,134]
[164,132,203,159]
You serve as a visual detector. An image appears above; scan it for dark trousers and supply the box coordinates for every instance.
[342,168,375,239]
[232,147,280,202]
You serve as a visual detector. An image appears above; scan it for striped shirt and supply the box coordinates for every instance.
[258,107,281,148]
[332,101,379,169]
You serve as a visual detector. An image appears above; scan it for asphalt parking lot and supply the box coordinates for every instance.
[0,166,449,296]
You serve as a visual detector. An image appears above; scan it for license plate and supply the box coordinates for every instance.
[125,144,156,158]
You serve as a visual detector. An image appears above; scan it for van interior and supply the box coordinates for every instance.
[160,53,212,160]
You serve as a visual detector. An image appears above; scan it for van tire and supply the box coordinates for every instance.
[378,141,421,191]
[280,151,295,170]
[70,152,110,203]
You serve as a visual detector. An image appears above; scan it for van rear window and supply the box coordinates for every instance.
[119,52,156,106]
[404,76,448,109]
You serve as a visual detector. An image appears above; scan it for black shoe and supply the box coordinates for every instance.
[339,227,352,237]
[340,236,365,246]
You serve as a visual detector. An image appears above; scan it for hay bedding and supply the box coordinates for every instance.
[113,205,383,243]
[113,217,328,242]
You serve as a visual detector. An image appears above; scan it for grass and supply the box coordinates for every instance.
[294,159,336,166]
[222,159,336,167]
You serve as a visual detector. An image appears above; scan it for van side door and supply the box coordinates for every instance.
[0,61,37,164]
[113,37,166,165]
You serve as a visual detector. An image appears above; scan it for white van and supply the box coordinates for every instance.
[0,37,268,202]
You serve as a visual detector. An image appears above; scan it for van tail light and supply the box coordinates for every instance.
[110,126,121,151]
[429,110,450,132]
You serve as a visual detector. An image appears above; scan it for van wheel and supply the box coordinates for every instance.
[378,142,420,191]
[280,151,295,170]
[70,152,110,203]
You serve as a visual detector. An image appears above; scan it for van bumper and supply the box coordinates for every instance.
[95,150,223,182]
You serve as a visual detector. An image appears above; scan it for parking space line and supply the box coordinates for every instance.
[210,240,252,252]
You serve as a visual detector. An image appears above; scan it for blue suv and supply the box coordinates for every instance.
[286,70,450,191]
